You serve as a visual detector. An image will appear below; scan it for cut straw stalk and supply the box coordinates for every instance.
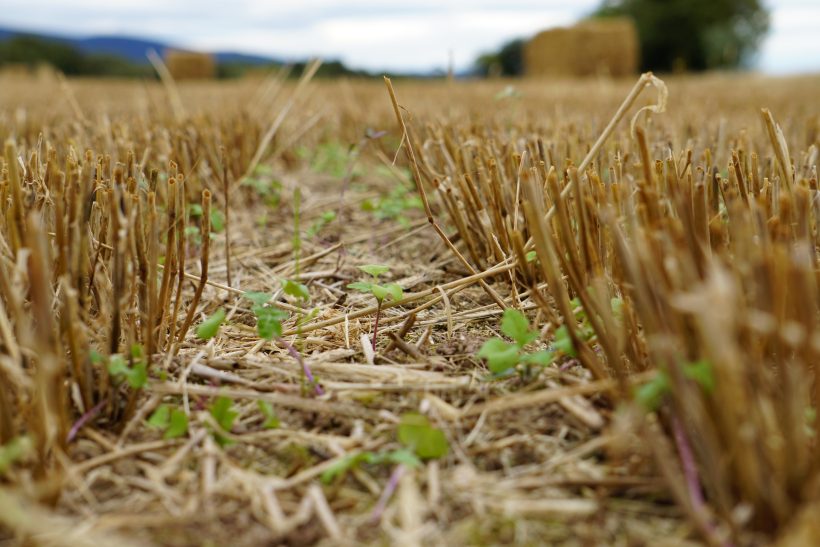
[384,76,507,310]
[178,190,212,344]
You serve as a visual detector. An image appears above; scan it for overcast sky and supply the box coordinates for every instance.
[1,0,818,74]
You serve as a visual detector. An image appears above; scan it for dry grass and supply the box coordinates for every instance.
[0,71,819,545]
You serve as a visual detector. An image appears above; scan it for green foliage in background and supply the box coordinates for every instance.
[593,0,769,71]
[0,35,153,77]
[475,39,525,77]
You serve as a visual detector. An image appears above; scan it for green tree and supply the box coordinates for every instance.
[475,39,525,77]
[593,0,769,72]
[0,35,152,77]
[0,36,86,74]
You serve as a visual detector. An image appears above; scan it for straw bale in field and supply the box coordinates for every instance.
[0,64,32,78]
[524,18,638,78]
[164,50,215,80]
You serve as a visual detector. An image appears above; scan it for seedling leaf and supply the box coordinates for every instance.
[635,371,670,411]
[684,359,715,393]
[165,409,189,439]
[477,338,520,375]
[282,279,310,301]
[397,413,449,459]
[359,264,390,277]
[0,437,32,474]
[382,282,403,302]
[107,355,128,377]
[244,292,271,307]
[500,308,538,347]
[209,209,225,232]
[256,307,288,340]
[210,396,238,446]
[386,448,422,467]
[197,308,226,340]
[125,362,147,389]
[553,325,577,357]
[147,404,171,429]
[321,452,368,484]
[347,281,373,293]
[520,350,555,366]
[257,400,280,429]
[108,355,147,389]
[370,284,388,301]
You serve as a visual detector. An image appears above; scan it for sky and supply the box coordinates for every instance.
[1,0,819,75]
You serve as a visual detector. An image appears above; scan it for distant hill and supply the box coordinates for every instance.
[0,25,280,66]
[0,25,380,79]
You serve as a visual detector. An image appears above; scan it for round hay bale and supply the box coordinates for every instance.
[524,17,639,78]
[164,50,216,80]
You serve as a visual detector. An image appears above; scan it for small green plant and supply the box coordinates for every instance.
[196,308,226,340]
[147,404,189,439]
[321,448,420,484]
[477,309,553,377]
[282,278,310,301]
[635,359,716,411]
[245,292,289,339]
[321,410,447,517]
[107,344,148,389]
[348,265,403,351]
[551,296,623,358]
[0,436,32,475]
[186,203,225,244]
[209,395,238,447]
[361,179,423,227]
[241,164,282,207]
[299,141,361,179]
[306,210,336,238]
[397,413,450,459]
[257,400,280,429]
[243,289,323,395]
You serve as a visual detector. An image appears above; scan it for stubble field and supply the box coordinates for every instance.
[1,69,820,546]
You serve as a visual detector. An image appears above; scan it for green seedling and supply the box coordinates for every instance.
[298,141,362,179]
[257,400,280,429]
[186,203,225,244]
[196,308,226,340]
[244,292,289,339]
[321,448,420,484]
[348,264,403,351]
[107,344,148,389]
[243,290,323,396]
[362,412,447,524]
[635,359,716,412]
[361,179,423,227]
[306,210,336,238]
[477,309,553,377]
[188,203,225,232]
[806,408,817,437]
[551,296,623,358]
[397,413,449,459]
[242,165,282,207]
[282,278,310,301]
[209,395,238,447]
[324,412,447,523]
[0,436,32,474]
[147,404,189,439]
